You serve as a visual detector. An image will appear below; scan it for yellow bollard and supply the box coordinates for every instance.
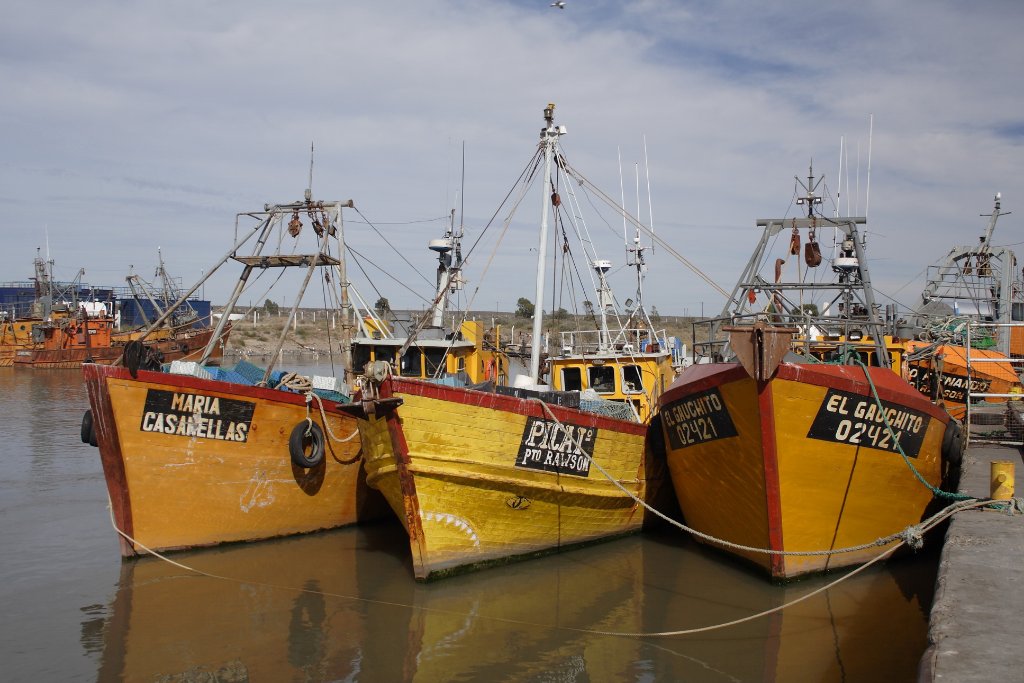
[990,460,1016,500]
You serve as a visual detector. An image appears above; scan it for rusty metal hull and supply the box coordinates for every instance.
[16,325,226,369]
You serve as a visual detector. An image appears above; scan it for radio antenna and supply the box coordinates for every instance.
[306,141,314,202]
[865,113,874,217]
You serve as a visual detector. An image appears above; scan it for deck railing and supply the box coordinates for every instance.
[965,321,1024,446]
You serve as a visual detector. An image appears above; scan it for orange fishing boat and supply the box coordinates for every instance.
[899,194,1024,417]
[83,187,386,556]
[905,340,1022,419]
[83,360,381,556]
[342,104,653,580]
[16,308,225,369]
[660,167,963,580]
[0,317,40,367]
[661,326,955,579]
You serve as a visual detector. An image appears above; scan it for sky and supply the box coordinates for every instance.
[2,0,1022,318]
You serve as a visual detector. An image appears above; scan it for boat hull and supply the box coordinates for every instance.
[83,363,384,556]
[355,377,647,580]
[0,318,40,367]
[16,325,225,369]
[659,362,950,579]
[905,342,1022,419]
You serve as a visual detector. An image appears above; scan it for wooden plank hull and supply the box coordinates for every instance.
[83,363,384,556]
[659,362,950,579]
[357,377,647,580]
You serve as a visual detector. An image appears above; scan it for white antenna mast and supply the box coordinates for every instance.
[643,135,654,254]
[836,136,843,218]
[306,141,314,201]
[618,146,627,248]
[865,113,873,217]
[634,162,640,237]
[856,142,862,217]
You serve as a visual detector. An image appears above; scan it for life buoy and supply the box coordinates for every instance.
[289,421,325,468]
[81,410,98,447]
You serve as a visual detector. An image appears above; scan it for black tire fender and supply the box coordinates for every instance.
[289,421,325,468]
[941,418,965,468]
[81,409,98,447]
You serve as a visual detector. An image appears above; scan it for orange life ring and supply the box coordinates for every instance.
[484,358,496,381]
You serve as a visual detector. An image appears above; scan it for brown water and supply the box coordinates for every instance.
[0,364,939,682]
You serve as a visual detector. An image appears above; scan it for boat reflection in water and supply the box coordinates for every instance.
[90,522,934,681]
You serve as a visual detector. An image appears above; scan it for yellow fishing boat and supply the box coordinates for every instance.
[661,326,954,579]
[350,371,646,580]
[661,166,963,580]
[546,260,677,423]
[83,188,387,556]
[83,361,381,556]
[343,104,655,580]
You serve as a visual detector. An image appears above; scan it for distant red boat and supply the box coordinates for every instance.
[14,307,228,369]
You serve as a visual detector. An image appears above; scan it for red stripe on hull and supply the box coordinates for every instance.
[757,381,786,578]
[384,377,647,435]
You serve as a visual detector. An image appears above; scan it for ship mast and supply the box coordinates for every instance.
[530,103,566,385]
[718,164,887,367]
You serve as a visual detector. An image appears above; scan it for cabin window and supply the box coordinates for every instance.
[400,349,423,377]
[351,344,372,372]
[561,367,583,392]
[424,348,446,377]
[456,356,466,373]
[621,365,643,394]
[588,366,615,394]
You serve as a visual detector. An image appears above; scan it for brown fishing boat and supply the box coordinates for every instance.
[0,317,40,367]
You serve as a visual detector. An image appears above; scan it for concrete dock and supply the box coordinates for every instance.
[919,428,1024,681]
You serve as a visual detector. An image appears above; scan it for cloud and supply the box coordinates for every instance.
[0,0,1021,318]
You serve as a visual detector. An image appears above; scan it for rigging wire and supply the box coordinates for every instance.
[353,207,434,290]
[345,244,432,308]
[559,158,730,300]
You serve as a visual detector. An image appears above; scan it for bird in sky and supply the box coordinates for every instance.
[550,2,566,8]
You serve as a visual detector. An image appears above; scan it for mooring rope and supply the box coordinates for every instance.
[571,497,991,638]
[828,346,971,501]
[530,397,1017,558]
[103,492,993,639]
[277,371,358,444]
[95,367,1021,641]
